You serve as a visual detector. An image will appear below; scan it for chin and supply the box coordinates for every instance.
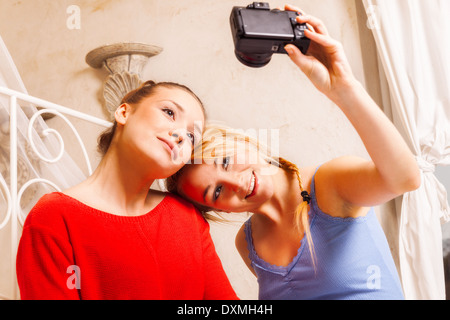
[148,151,187,177]
[151,163,183,180]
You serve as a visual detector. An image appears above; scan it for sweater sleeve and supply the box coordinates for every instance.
[198,217,239,300]
[16,199,80,300]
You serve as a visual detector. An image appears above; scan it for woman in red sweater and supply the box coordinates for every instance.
[16,81,238,300]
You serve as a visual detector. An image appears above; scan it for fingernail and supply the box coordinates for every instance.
[284,46,293,55]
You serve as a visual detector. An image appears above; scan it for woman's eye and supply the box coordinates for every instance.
[163,108,175,119]
[213,186,223,201]
[222,157,230,170]
[187,132,195,145]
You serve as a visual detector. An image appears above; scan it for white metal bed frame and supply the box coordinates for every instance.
[0,85,112,300]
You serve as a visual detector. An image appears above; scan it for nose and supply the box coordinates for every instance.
[223,171,247,197]
[170,129,185,145]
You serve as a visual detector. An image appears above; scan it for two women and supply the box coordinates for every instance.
[16,81,238,299]
[17,5,420,300]
[166,6,420,299]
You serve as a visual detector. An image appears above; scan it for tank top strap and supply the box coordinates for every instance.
[310,165,321,196]
[309,165,322,216]
[243,218,256,262]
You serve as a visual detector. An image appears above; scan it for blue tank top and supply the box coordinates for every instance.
[244,168,405,300]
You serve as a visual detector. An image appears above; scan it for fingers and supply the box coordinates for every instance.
[284,44,313,74]
[297,15,329,36]
[304,28,339,49]
[283,4,340,51]
[284,4,329,36]
[284,4,305,15]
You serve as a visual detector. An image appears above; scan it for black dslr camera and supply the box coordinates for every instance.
[230,2,310,68]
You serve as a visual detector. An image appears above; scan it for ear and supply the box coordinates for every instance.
[115,103,132,125]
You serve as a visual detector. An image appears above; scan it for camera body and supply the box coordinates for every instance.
[230,2,310,68]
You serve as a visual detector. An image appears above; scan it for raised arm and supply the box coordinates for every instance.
[284,5,420,215]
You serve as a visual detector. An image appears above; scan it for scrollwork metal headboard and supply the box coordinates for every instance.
[0,85,112,299]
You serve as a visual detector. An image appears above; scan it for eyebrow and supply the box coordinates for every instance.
[167,100,185,113]
[167,100,203,134]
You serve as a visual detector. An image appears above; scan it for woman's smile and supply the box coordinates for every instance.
[245,171,258,199]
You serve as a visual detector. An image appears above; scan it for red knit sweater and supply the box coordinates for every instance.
[16,192,238,300]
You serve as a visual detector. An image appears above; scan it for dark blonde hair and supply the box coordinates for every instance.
[165,124,316,266]
[97,80,205,156]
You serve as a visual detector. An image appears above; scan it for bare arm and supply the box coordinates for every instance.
[284,5,420,215]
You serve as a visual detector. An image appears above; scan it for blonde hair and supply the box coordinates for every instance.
[277,157,316,269]
[165,123,316,265]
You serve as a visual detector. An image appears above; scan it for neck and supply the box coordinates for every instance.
[255,167,302,225]
[83,146,156,216]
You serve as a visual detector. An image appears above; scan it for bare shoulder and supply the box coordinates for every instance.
[298,165,319,192]
[62,181,90,200]
[314,156,374,218]
[61,182,111,212]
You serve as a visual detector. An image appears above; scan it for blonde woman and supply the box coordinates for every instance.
[166,6,420,300]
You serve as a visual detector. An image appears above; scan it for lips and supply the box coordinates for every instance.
[158,137,183,162]
[245,171,258,199]
[158,137,175,152]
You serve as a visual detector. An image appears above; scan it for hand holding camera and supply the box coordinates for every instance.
[283,4,355,100]
[230,2,310,68]
[230,3,356,101]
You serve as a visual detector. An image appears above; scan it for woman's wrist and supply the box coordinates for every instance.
[328,77,365,108]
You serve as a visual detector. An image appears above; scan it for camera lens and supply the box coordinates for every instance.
[234,50,273,68]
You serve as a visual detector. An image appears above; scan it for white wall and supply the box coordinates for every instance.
[0,0,381,299]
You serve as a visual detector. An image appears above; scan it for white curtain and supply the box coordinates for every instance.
[0,34,87,215]
[362,0,450,300]
[0,35,86,299]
